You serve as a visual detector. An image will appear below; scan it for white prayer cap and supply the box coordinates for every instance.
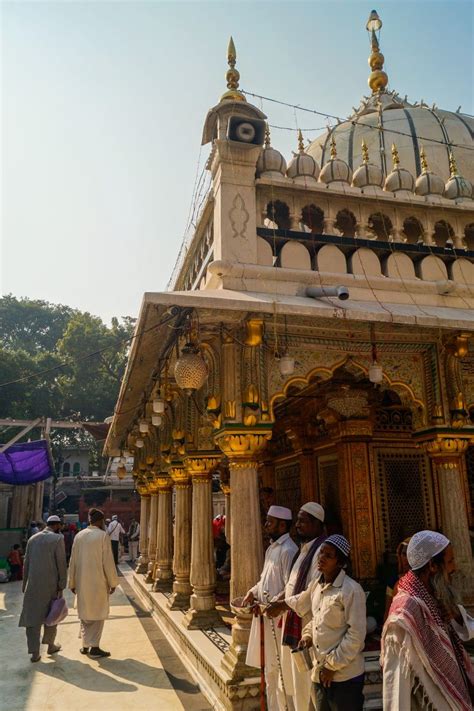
[267,505,292,521]
[300,502,325,522]
[47,515,61,524]
[407,530,450,571]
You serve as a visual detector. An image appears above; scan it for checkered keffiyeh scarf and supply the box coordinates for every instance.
[387,570,473,711]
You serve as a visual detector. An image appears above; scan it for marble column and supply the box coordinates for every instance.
[145,493,159,583]
[153,473,174,592]
[168,467,192,609]
[424,437,474,603]
[136,493,150,573]
[183,455,223,629]
[215,429,272,680]
[221,482,231,545]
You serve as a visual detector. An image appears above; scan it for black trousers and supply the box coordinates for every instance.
[111,539,119,564]
[314,678,364,711]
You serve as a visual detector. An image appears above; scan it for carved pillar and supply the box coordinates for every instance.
[337,420,378,581]
[183,455,223,629]
[168,466,192,609]
[216,428,272,680]
[423,436,474,602]
[153,473,174,592]
[145,492,159,583]
[136,490,150,573]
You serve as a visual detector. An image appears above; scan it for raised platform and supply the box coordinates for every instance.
[130,568,383,710]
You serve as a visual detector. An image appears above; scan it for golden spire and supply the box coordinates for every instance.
[361,139,369,164]
[297,129,305,153]
[264,123,271,148]
[391,143,400,169]
[330,136,337,159]
[420,145,429,173]
[220,36,246,103]
[449,151,458,176]
[366,10,388,94]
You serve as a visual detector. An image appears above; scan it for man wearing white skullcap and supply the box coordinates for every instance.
[382,530,474,711]
[243,505,298,710]
[265,502,326,710]
[268,534,366,710]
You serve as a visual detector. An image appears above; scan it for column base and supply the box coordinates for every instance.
[145,560,155,584]
[167,590,191,610]
[220,608,255,681]
[152,577,173,592]
[182,606,223,630]
[135,556,148,574]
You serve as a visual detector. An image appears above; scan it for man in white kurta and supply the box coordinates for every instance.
[279,502,326,711]
[69,508,118,658]
[243,505,298,711]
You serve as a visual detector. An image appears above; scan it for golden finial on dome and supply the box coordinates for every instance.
[297,129,305,153]
[366,10,388,95]
[330,136,337,159]
[420,145,429,173]
[391,143,400,169]
[361,139,369,164]
[220,36,246,103]
[264,123,271,148]
[449,151,458,176]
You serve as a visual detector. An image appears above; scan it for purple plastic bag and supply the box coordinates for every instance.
[45,596,68,626]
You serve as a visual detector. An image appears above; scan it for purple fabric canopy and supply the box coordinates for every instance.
[0,439,53,485]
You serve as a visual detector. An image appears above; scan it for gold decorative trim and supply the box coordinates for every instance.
[422,437,471,457]
[244,319,264,347]
[215,429,272,465]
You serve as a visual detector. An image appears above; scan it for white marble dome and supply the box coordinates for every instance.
[444,174,473,201]
[385,167,415,193]
[307,103,474,187]
[319,138,352,185]
[256,145,287,178]
[415,171,445,197]
[287,152,319,181]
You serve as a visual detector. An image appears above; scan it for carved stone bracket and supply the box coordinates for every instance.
[214,426,273,468]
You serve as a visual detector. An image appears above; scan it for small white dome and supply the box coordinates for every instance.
[352,162,384,188]
[256,125,287,178]
[319,136,352,185]
[384,144,414,193]
[415,171,445,196]
[444,155,473,201]
[286,130,319,181]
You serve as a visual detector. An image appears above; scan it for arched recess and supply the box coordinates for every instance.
[464,223,474,251]
[403,217,424,244]
[266,200,291,230]
[269,355,426,424]
[301,204,324,233]
[335,209,357,237]
[433,220,454,247]
[280,241,311,270]
[368,212,393,241]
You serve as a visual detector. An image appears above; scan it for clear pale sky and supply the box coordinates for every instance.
[2,1,473,323]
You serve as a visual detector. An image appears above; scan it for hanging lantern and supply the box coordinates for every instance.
[135,437,144,448]
[369,361,383,384]
[116,464,127,479]
[174,343,208,394]
[152,414,162,427]
[153,397,165,413]
[278,353,295,377]
[139,420,149,434]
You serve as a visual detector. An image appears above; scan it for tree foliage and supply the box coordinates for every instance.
[0,295,135,423]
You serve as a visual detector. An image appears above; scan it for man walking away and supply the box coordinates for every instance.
[69,508,118,658]
[382,530,474,710]
[107,514,125,565]
[127,518,140,563]
[19,515,67,662]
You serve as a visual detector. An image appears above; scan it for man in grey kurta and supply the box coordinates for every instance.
[19,514,67,662]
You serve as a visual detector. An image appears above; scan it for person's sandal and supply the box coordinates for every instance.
[47,644,61,655]
[30,654,41,663]
[80,647,90,655]
[89,647,110,658]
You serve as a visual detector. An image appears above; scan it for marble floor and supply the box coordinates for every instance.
[0,567,210,711]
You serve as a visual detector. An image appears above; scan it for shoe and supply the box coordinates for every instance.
[47,644,61,655]
[89,647,110,658]
[80,647,90,655]
[30,654,41,663]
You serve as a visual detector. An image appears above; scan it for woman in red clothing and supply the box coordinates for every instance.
[7,544,23,580]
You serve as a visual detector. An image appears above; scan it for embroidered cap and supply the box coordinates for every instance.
[267,505,292,521]
[325,534,351,558]
[300,502,325,522]
[407,530,450,571]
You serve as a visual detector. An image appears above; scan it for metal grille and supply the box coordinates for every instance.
[275,461,301,517]
[376,450,433,552]
[318,456,340,525]
[466,446,474,522]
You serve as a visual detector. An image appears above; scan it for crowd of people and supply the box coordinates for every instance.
[244,502,474,711]
[16,510,139,662]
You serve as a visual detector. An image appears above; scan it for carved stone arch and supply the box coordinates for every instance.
[301,204,324,233]
[463,222,474,250]
[433,220,454,247]
[368,212,393,240]
[403,216,424,244]
[335,209,357,237]
[266,200,291,230]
